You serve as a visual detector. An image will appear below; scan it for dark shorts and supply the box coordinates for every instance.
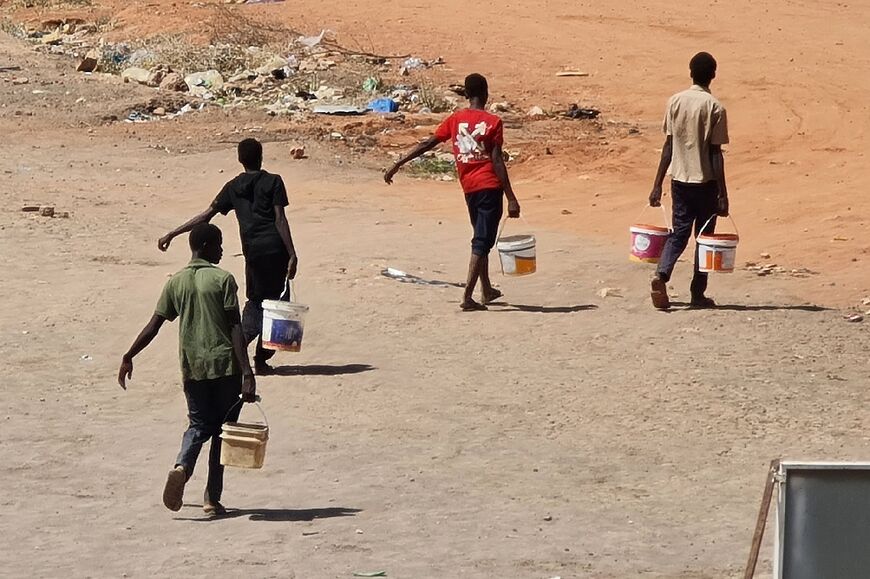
[465,188,504,256]
[244,249,290,301]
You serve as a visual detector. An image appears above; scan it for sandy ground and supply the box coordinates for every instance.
[1,3,870,578]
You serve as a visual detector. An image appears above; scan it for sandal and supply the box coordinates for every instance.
[650,278,670,310]
[460,299,488,312]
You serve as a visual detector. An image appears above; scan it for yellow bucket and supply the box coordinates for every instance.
[220,402,269,469]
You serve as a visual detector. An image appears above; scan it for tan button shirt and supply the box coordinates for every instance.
[662,85,729,184]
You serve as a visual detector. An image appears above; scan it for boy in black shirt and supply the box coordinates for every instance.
[159,139,299,375]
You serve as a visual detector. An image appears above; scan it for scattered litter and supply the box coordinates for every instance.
[527,105,546,118]
[76,53,98,72]
[367,98,399,114]
[297,29,333,49]
[832,236,850,241]
[301,531,320,536]
[561,209,573,215]
[21,205,40,212]
[403,57,425,71]
[352,572,386,578]
[121,67,150,85]
[760,252,772,259]
[312,105,367,116]
[40,206,55,218]
[0,66,22,73]
[184,70,224,99]
[845,314,863,323]
[597,287,623,298]
[563,104,600,119]
[255,55,289,76]
[12,77,29,85]
[355,528,364,535]
[543,515,553,521]
[290,146,306,159]
[381,268,463,288]
[80,354,93,361]
[126,111,152,123]
[556,70,589,77]
[362,76,381,93]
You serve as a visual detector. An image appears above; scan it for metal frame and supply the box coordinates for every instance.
[774,461,870,579]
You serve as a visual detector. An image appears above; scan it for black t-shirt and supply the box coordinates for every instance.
[212,170,289,257]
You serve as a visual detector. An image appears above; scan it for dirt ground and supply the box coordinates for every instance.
[2,2,870,578]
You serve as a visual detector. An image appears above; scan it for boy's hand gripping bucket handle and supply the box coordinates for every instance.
[635,204,672,231]
[696,214,739,242]
[223,398,269,427]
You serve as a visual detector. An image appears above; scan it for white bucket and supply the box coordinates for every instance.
[696,215,739,273]
[497,234,537,276]
[262,299,309,352]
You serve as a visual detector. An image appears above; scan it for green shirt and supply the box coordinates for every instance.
[155,258,240,382]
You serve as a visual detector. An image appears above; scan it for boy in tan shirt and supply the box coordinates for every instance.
[648,52,730,310]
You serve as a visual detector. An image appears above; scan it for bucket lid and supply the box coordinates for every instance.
[497,234,536,251]
[630,223,669,234]
[262,299,309,313]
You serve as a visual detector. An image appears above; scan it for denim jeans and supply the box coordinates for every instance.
[176,374,242,503]
[656,180,719,298]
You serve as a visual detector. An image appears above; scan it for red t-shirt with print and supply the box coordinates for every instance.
[434,109,504,195]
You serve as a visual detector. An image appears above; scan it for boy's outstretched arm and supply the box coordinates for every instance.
[710,144,729,216]
[227,309,256,402]
[274,206,298,280]
[118,314,167,389]
[158,206,219,252]
[649,135,673,207]
[384,136,441,184]
[491,144,521,218]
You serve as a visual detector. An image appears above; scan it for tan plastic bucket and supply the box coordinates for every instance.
[220,402,269,469]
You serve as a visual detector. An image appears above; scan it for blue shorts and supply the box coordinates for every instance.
[465,188,504,256]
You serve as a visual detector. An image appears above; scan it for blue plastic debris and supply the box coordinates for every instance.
[367,98,399,114]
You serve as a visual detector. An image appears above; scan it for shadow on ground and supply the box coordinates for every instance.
[177,506,362,522]
[491,303,599,314]
[668,302,830,312]
[269,364,375,376]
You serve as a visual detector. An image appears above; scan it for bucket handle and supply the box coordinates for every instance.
[635,203,671,231]
[280,279,297,302]
[223,397,269,428]
[696,214,739,242]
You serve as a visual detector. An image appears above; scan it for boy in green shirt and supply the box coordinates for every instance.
[119,223,256,516]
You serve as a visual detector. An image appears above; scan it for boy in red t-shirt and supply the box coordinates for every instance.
[385,73,521,311]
